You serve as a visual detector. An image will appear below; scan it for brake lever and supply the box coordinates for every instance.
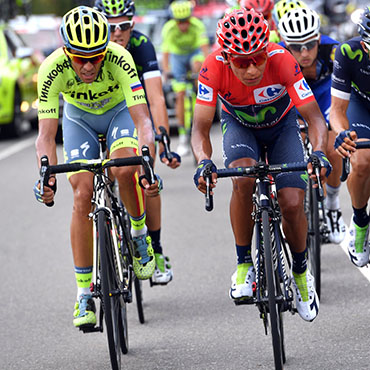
[40,155,54,207]
[158,126,173,163]
[139,145,156,188]
[203,163,214,212]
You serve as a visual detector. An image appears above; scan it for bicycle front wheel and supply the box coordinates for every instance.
[98,212,126,369]
[262,210,284,370]
[306,180,321,298]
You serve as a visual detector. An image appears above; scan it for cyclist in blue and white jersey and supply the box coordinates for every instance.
[330,7,370,267]
[94,0,181,284]
[279,7,347,244]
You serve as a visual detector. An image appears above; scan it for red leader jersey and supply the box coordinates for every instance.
[196,43,315,128]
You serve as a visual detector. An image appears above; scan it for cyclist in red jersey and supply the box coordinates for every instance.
[192,9,331,321]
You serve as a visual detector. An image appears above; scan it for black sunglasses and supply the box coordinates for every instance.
[288,40,318,53]
[109,20,133,33]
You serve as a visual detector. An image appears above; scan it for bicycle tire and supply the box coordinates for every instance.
[306,180,321,298]
[118,206,145,325]
[98,212,125,369]
[134,278,145,324]
[113,210,130,355]
[262,210,284,370]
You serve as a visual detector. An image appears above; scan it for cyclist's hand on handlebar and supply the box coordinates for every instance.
[160,151,181,168]
[308,150,332,187]
[193,159,217,194]
[33,177,57,204]
[144,174,163,198]
[334,130,357,158]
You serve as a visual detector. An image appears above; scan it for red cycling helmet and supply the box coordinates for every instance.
[240,0,274,16]
[217,8,269,55]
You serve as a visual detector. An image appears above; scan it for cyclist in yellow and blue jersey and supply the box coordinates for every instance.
[278,7,347,244]
[161,0,210,156]
[94,0,181,284]
[33,6,159,328]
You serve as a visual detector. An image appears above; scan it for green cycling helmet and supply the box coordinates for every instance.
[60,6,110,53]
[94,0,135,18]
[169,1,193,21]
[272,0,307,25]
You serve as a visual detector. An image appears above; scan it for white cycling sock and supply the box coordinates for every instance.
[325,184,341,210]
[131,224,147,238]
[77,287,91,300]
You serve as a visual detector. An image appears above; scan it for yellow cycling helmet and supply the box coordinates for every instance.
[272,0,307,25]
[169,1,193,21]
[60,6,110,53]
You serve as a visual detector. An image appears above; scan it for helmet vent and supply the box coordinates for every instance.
[76,25,82,43]
[94,25,100,43]
[254,16,260,24]
[230,16,236,25]
[224,21,231,29]
[232,28,240,37]
[225,32,232,39]
[248,26,254,35]
[238,17,245,27]
[85,28,91,44]
[256,26,263,34]
[243,41,250,51]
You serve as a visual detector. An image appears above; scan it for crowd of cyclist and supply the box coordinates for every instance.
[32,0,370,329]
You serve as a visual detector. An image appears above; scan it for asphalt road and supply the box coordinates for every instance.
[1,125,369,370]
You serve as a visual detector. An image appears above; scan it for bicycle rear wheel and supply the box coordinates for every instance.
[98,212,127,369]
[306,180,321,298]
[262,210,284,370]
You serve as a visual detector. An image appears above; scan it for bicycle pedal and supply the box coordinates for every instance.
[233,297,254,305]
[78,324,101,333]
[149,277,171,287]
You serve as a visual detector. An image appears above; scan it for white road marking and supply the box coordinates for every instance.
[0,137,35,161]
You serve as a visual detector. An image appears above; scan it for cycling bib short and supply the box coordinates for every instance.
[63,100,137,164]
[222,108,306,191]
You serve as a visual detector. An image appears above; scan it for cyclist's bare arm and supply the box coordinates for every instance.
[161,52,170,79]
[329,95,357,157]
[192,104,215,162]
[128,103,155,154]
[127,103,157,191]
[144,76,180,169]
[35,118,58,203]
[297,100,328,153]
[191,104,217,189]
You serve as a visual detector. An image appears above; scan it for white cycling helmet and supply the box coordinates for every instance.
[278,7,320,44]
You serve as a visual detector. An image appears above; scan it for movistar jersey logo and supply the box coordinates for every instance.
[235,106,276,123]
[341,43,363,62]
[131,35,148,47]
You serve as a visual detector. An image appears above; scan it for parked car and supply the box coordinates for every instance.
[9,15,63,59]
[10,15,64,142]
[0,22,40,137]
